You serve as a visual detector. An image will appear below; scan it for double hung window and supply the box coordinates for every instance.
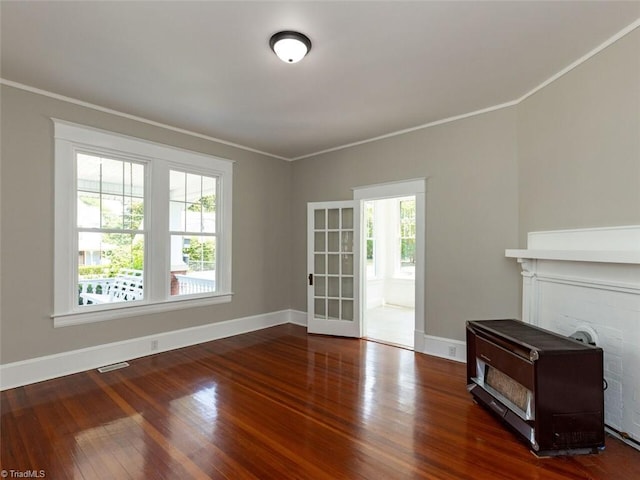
[53,120,233,326]
[169,170,218,296]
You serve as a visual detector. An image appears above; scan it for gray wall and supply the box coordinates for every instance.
[291,27,639,342]
[291,108,521,341]
[2,26,638,364]
[518,28,640,244]
[0,85,292,364]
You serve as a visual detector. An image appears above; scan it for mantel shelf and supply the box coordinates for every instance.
[505,249,640,265]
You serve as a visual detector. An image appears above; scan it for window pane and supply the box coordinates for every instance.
[101,158,124,195]
[314,232,325,252]
[171,235,216,296]
[365,202,374,237]
[328,299,340,319]
[77,154,101,193]
[342,254,353,275]
[341,231,353,252]
[131,163,144,197]
[328,277,339,297]
[342,300,353,321]
[170,170,185,201]
[399,198,416,275]
[314,275,326,296]
[123,162,132,196]
[202,176,216,199]
[201,178,216,233]
[77,154,144,231]
[401,239,415,266]
[328,254,339,275]
[77,192,101,228]
[314,209,325,229]
[170,170,217,234]
[202,210,216,233]
[400,199,416,237]
[126,198,144,230]
[102,193,124,229]
[341,277,353,298]
[77,232,144,306]
[328,232,339,252]
[185,203,201,231]
[186,173,202,202]
[75,153,146,308]
[327,209,339,229]
[365,201,375,278]
[170,201,185,231]
[341,208,353,229]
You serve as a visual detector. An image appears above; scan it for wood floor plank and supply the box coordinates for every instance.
[2,324,639,479]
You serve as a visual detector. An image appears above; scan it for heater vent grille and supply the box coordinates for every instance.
[98,362,130,373]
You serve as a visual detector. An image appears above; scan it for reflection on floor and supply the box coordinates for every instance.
[365,304,414,349]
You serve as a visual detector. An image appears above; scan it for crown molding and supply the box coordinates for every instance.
[2,17,638,162]
[0,78,289,162]
[516,17,640,104]
[292,17,640,161]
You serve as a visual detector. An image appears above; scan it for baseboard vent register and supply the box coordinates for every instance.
[97,362,130,373]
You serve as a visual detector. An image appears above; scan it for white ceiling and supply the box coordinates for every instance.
[1,1,639,160]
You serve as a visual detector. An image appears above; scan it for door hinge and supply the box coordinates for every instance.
[308,273,313,286]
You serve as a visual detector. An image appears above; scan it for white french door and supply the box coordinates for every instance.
[307,201,361,337]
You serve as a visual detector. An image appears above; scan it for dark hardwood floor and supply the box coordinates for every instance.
[2,324,639,479]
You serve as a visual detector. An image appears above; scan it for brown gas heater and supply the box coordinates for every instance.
[466,319,605,456]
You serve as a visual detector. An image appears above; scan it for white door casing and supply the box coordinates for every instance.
[353,178,426,351]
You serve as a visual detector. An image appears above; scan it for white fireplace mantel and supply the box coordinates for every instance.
[506,224,640,264]
[505,249,640,264]
[505,225,640,450]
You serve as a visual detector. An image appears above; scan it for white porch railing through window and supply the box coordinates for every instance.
[78,272,216,305]
[175,274,216,295]
[78,278,114,305]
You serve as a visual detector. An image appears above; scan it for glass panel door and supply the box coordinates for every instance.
[307,201,360,337]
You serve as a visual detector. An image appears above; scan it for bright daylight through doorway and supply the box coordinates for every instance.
[363,196,415,348]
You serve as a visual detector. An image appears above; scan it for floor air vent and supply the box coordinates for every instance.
[98,362,130,373]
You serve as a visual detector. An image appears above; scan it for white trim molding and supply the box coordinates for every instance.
[1,310,292,391]
[52,119,234,326]
[0,79,287,161]
[288,309,308,326]
[421,334,467,363]
[507,225,640,265]
[353,178,427,352]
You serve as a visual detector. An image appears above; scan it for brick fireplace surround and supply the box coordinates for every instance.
[506,225,640,451]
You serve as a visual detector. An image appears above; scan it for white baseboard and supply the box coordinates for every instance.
[1,309,469,391]
[0,309,293,391]
[288,309,307,326]
[421,334,467,363]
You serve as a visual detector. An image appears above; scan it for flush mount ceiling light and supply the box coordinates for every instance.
[269,31,312,63]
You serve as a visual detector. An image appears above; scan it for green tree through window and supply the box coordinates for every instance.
[400,199,416,267]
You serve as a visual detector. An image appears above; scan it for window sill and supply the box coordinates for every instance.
[52,293,234,328]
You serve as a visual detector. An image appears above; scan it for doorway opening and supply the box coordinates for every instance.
[363,196,415,349]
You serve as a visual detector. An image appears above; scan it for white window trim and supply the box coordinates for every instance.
[52,119,233,327]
